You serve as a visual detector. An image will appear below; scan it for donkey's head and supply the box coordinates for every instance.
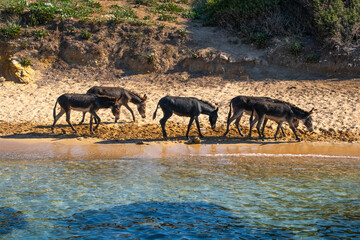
[111,105,121,122]
[209,107,219,129]
[137,94,147,118]
[303,108,314,132]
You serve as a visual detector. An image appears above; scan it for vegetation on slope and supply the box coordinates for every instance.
[193,0,360,48]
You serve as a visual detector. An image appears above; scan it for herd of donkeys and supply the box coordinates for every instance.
[51,86,314,141]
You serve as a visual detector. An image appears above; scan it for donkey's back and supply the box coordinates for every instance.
[57,94,115,110]
[157,96,205,116]
[87,86,126,98]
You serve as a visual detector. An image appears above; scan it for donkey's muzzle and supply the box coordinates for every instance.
[211,124,216,130]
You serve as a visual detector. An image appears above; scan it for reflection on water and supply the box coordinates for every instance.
[0,156,359,239]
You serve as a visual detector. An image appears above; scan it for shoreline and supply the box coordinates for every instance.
[1,137,359,161]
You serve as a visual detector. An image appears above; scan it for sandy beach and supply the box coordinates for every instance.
[0,74,360,142]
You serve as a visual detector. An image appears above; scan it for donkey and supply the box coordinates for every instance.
[223,96,299,138]
[79,86,147,124]
[249,101,314,141]
[153,96,219,140]
[51,94,120,134]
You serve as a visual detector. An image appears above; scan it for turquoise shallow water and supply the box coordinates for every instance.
[0,155,359,239]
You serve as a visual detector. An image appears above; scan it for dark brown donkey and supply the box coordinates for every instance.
[153,96,219,140]
[223,96,299,138]
[51,94,120,134]
[249,101,314,141]
[79,86,147,124]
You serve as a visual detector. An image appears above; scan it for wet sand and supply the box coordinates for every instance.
[1,138,359,161]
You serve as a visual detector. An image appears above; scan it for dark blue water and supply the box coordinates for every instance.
[0,155,359,239]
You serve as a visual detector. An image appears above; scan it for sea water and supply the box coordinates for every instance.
[0,153,359,239]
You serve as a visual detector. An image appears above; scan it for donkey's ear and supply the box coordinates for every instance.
[309,107,315,114]
[215,107,219,112]
[142,94,147,102]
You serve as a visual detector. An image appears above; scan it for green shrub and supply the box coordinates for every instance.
[133,0,158,7]
[83,0,102,8]
[287,38,303,56]
[110,5,138,23]
[0,23,21,39]
[312,0,360,45]
[182,9,194,19]
[177,28,187,38]
[74,6,95,18]
[305,54,320,63]
[191,52,199,58]
[4,0,27,15]
[21,42,29,49]
[20,57,31,67]
[80,30,91,40]
[56,7,77,18]
[146,54,156,64]
[33,29,48,40]
[158,13,177,21]
[28,2,56,26]
[143,15,151,20]
[245,32,269,49]
[193,0,360,47]
[157,3,184,14]
[129,19,150,26]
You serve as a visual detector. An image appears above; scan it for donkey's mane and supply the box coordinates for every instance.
[198,99,216,109]
[273,98,309,114]
[286,102,309,114]
[127,90,143,100]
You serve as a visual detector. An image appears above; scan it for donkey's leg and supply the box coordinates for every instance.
[124,104,135,122]
[261,118,268,136]
[159,106,173,140]
[274,122,283,140]
[79,112,86,125]
[256,115,266,140]
[65,110,78,134]
[288,120,301,141]
[186,117,195,140]
[194,116,204,138]
[248,114,259,138]
[90,114,94,134]
[235,112,245,136]
[51,108,65,133]
[91,111,101,132]
[223,109,244,136]
[280,126,286,137]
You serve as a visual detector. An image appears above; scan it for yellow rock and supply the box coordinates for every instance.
[0,56,35,83]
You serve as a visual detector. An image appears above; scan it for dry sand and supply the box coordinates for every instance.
[0,74,360,142]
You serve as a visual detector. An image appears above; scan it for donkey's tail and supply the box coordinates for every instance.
[53,100,58,120]
[152,102,160,120]
[226,101,233,123]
